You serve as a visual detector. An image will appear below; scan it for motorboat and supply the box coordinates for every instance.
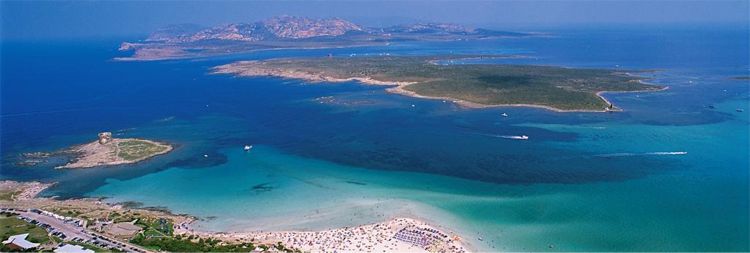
[501,135,529,140]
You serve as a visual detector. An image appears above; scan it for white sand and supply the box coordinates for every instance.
[176,217,468,253]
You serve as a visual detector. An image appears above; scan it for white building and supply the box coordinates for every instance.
[54,244,95,253]
[2,233,40,250]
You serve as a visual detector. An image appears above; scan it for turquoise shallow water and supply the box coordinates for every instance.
[2,27,749,251]
[86,94,749,251]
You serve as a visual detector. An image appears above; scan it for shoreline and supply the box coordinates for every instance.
[178,217,469,252]
[114,42,386,62]
[214,62,665,113]
[390,85,667,112]
[0,180,192,224]
[43,138,173,169]
[1,180,471,252]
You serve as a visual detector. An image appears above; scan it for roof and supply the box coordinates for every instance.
[2,233,40,249]
[54,244,96,253]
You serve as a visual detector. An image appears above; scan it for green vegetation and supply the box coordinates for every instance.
[227,56,662,111]
[135,217,173,238]
[106,210,138,223]
[0,190,19,201]
[117,140,169,161]
[0,214,51,250]
[49,208,82,218]
[130,234,299,252]
[130,234,255,252]
[128,218,298,252]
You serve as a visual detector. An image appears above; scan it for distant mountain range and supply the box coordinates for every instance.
[118,16,529,60]
[147,16,363,43]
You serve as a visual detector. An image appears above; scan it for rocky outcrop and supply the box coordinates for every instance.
[138,16,520,45]
[118,42,140,51]
[261,16,362,39]
[146,24,205,42]
[145,16,363,43]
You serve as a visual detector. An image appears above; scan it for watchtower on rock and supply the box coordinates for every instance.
[98,132,113,144]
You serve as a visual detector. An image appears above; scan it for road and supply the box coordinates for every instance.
[9,209,151,253]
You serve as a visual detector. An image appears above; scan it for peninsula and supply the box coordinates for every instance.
[213,56,664,111]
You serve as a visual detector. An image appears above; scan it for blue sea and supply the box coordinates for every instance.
[1,25,748,251]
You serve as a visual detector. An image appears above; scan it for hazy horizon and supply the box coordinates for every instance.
[2,0,749,40]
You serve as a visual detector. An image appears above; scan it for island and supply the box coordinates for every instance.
[19,132,173,169]
[117,16,530,61]
[213,56,664,112]
[56,132,173,169]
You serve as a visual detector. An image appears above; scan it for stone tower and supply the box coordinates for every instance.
[98,132,113,144]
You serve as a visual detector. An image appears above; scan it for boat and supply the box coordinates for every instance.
[501,135,529,140]
[244,145,253,152]
[501,113,508,117]
[737,108,745,112]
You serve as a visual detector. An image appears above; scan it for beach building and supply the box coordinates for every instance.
[2,233,40,251]
[54,244,95,253]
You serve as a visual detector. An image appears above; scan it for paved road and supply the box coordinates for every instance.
[21,211,93,241]
[15,210,150,253]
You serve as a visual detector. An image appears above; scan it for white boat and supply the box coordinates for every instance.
[501,113,508,117]
[501,135,529,140]
[244,145,253,151]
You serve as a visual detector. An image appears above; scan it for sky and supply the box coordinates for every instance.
[1,0,749,40]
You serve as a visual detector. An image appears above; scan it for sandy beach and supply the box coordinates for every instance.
[1,180,470,253]
[177,218,468,253]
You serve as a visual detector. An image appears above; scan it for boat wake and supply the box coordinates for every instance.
[499,135,529,140]
[471,132,530,140]
[595,151,687,157]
